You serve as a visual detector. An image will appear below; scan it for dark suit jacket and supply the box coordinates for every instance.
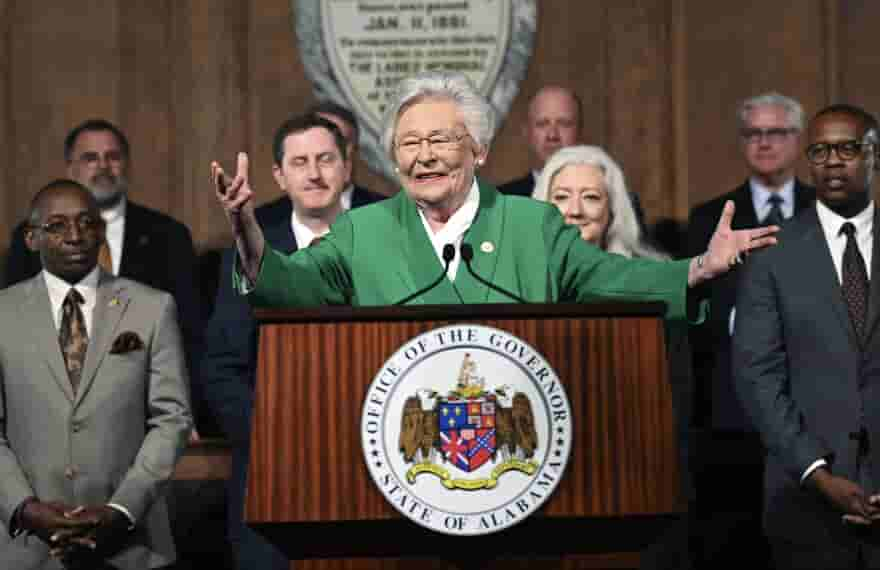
[200,184,383,443]
[688,179,815,431]
[3,200,202,378]
[199,186,383,563]
[733,206,880,555]
[497,173,534,197]
[253,183,381,230]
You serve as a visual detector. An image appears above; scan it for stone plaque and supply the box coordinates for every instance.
[295,0,537,181]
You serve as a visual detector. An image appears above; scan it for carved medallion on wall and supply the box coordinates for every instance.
[294,0,537,182]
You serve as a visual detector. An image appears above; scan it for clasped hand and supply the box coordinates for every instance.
[811,469,880,527]
[22,501,129,565]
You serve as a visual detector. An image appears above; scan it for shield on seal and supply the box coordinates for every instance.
[438,398,496,472]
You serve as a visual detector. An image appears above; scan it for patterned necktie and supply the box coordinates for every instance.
[59,288,89,392]
[840,222,869,340]
[98,241,113,274]
[764,194,785,227]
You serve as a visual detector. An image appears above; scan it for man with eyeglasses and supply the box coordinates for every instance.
[2,119,205,427]
[0,179,192,569]
[687,92,816,565]
[734,104,880,569]
[200,112,382,570]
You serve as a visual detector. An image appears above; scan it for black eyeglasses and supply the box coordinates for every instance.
[33,215,103,237]
[740,127,797,144]
[805,140,872,165]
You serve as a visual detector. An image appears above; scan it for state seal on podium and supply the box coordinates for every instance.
[361,324,572,535]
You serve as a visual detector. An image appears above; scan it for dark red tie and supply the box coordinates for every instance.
[840,222,869,340]
[59,288,89,392]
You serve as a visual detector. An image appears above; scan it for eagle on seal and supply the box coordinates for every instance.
[495,390,538,460]
[399,390,440,463]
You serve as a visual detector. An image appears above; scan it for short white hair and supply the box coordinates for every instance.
[380,71,496,163]
[534,145,667,260]
[738,92,805,132]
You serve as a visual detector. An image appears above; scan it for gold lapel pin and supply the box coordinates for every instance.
[109,296,120,307]
[480,241,495,254]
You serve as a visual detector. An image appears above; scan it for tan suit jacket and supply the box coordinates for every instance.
[0,272,192,569]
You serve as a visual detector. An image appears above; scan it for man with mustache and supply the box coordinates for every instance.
[734,104,880,568]
[200,112,382,570]
[252,100,380,229]
[2,119,204,429]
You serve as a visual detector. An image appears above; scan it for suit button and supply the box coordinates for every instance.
[64,466,77,480]
[71,421,81,433]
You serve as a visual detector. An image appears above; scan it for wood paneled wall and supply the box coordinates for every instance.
[1,0,878,255]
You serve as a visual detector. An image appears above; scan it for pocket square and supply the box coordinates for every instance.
[110,331,145,354]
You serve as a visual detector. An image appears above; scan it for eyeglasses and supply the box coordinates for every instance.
[740,127,798,144]
[74,151,125,167]
[33,215,103,237]
[394,131,470,155]
[805,140,873,165]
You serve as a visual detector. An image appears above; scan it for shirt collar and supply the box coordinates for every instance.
[416,178,480,281]
[289,188,353,247]
[750,177,795,212]
[417,178,480,239]
[100,194,127,224]
[340,184,353,210]
[43,265,101,309]
[816,199,874,242]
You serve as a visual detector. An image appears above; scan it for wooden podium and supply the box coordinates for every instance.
[248,302,683,568]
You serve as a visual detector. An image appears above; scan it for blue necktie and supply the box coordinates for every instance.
[764,194,785,227]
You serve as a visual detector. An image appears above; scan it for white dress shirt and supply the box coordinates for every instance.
[815,199,874,282]
[100,196,126,275]
[41,266,136,526]
[750,177,796,224]
[290,185,355,247]
[801,200,874,483]
[43,267,100,334]
[417,179,480,281]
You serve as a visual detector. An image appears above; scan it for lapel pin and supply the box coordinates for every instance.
[109,296,120,307]
[480,241,495,254]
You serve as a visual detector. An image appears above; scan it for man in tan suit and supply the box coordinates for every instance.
[0,179,192,569]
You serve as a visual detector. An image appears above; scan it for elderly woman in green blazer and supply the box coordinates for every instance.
[211,71,774,316]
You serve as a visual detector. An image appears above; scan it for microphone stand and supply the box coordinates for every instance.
[394,244,456,305]
[459,243,528,303]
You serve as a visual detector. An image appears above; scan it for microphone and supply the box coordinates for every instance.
[460,243,528,303]
[394,244,456,305]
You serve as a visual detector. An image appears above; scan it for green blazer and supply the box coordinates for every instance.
[245,180,691,321]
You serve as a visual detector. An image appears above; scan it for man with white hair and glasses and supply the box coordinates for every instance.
[688,93,816,564]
